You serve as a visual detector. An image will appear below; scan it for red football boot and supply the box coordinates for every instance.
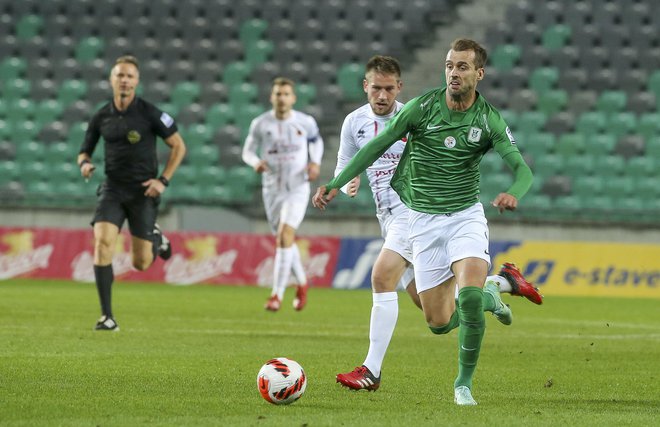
[264,295,281,311]
[499,262,543,305]
[336,365,380,391]
[293,285,308,311]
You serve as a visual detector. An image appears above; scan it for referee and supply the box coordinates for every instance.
[77,55,187,331]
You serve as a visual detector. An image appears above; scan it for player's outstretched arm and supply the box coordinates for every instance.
[312,185,339,210]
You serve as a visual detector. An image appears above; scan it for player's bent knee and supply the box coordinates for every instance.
[132,257,152,271]
[428,324,454,335]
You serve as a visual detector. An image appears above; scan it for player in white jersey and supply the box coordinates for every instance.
[243,77,324,311]
[333,56,543,392]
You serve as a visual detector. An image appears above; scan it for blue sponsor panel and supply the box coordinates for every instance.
[332,237,383,289]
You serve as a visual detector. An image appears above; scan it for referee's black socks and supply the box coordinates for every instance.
[94,264,114,318]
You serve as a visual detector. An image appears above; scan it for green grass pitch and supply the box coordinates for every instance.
[1,279,659,426]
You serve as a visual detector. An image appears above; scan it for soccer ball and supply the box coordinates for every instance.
[257,357,307,405]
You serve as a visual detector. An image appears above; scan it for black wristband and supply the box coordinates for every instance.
[158,175,170,187]
[79,159,91,168]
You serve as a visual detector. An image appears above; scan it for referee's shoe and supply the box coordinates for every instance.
[153,224,172,260]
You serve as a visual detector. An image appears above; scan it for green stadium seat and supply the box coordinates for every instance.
[186,144,220,166]
[479,152,502,174]
[184,123,213,145]
[516,111,546,134]
[50,163,79,185]
[528,67,559,94]
[48,142,78,164]
[58,80,88,107]
[490,44,521,72]
[596,90,627,114]
[593,155,625,178]
[198,165,227,183]
[34,99,64,126]
[2,78,31,101]
[6,99,36,123]
[605,176,635,197]
[499,109,518,129]
[626,156,656,179]
[337,63,364,101]
[245,40,274,68]
[605,112,637,139]
[12,121,40,146]
[645,136,660,157]
[0,57,27,80]
[0,160,19,185]
[234,103,265,132]
[637,113,660,139]
[582,195,614,212]
[480,171,512,196]
[542,24,571,51]
[170,81,201,108]
[295,83,317,109]
[647,69,660,98]
[228,82,259,108]
[556,133,585,157]
[523,193,552,210]
[15,14,43,40]
[223,61,252,86]
[575,111,607,136]
[553,195,583,211]
[635,176,660,199]
[67,122,88,146]
[532,154,563,179]
[239,19,268,46]
[563,154,595,177]
[583,134,616,154]
[537,89,568,115]
[521,132,555,157]
[158,102,180,117]
[572,175,605,197]
[75,37,105,63]
[205,104,235,132]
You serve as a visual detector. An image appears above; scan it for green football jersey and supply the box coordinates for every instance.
[326,87,528,214]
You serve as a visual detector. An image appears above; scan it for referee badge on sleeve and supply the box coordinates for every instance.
[160,112,174,127]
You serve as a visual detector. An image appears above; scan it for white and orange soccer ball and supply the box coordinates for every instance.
[257,357,307,405]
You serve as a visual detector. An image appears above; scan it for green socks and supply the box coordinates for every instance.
[454,286,486,390]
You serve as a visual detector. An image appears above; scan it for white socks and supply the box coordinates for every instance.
[487,274,512,293]
[363,292,398,378]
[273,247,294,299]
[290,244,307,286]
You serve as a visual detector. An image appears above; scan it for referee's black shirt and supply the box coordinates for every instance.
[80,97,178,186]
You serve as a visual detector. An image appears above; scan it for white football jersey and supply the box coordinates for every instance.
[243,110,324,192]
[335,101,406,213]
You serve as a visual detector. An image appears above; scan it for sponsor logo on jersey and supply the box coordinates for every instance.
[127,130,141,144]
[160,112,174,127]
[505,126,516,144]
[426,123,443,131]
[444,136,456,148]
[468,127,482,142]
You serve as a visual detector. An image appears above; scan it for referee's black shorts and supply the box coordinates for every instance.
[91,180,160,241]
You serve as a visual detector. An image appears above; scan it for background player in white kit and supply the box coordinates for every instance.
[333,56,543,391]
[243,77,324,311]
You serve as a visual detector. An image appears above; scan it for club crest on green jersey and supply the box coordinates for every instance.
[468,127,482,142]
[444,136,456,148]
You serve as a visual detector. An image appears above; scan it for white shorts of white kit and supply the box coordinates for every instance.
[377,205,414,290]
[263,183,310,234]
[408,202,490,294]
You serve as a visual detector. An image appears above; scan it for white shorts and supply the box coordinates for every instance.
[408,203,490,294]
[377,206,413,264]
[263,183,310,234]
[377,205,414,290]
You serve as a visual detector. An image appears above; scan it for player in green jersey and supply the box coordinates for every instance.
[313,39,533,405]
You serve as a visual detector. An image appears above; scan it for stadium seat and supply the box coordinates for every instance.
[571,175,605,198]
[555,133,586,157]
[605,112,637,139]
[563,154,595,177]
[337,63,364,101]
[170,81,201,109]
[637,113,660,139]
[593,155,625,178]
[58,80,88,107]
[228,82,259,108]
[536,89,567,115]
[244,39,274,68]
[295,83,317,109]
[614,135,645,160]
[596,90,627,114]
[516,111,546,135]
[552,195,583,212]
[222,61,252,86]
[0,56,27,80]
[239,18,268,46]
[528,67,559,94]
[15,14,43,40]
[5,98,35,123]
[490,44,521,72]
[541,24,571,50]
[532,154,563,178]
[75,36,104,63]
[541,175,571,198]
[521,132,555,157]
[575,111,607,136]
[1,78,31,101]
